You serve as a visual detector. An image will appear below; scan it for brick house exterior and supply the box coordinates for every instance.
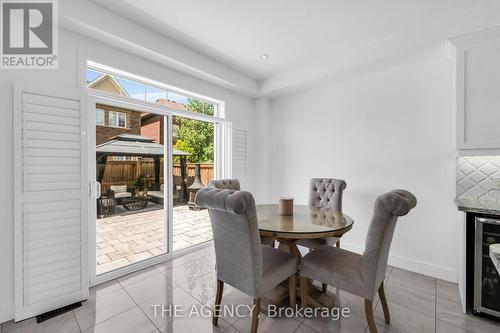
[140,99,187,144]
[141,113,164,144]
[89,75,187,145]
[95,103,142,145]
[88,75,143,145]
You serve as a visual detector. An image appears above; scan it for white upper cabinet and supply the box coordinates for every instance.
[452,27,500,151]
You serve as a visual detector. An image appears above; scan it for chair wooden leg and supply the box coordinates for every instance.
[250,298,261,333]
[378,283,390,324]
[289,275,296,309]
[300,276,309,309]
[336,239,341,248]
[364,299,378,333]
[213,280,224,326]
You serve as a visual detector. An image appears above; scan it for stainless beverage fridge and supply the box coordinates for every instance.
[474,217,500,318]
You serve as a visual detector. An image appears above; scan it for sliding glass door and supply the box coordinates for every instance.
[94,104,168,275]
[171,111,215,252]
[87,64,225,284]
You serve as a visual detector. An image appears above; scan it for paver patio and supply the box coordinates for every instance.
[96,203,212,274]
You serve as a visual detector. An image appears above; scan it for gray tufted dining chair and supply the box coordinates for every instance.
[195,188,298,333]
[208,179,275,247]
[299,190,417,333]
[208,179,241,190]
[297,178,347,292]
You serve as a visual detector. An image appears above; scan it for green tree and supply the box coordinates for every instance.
[173,99,214,163]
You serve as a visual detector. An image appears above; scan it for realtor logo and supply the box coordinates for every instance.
[1,0,58,69]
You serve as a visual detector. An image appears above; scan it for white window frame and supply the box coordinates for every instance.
[96,108,105,125]
[82,61,230,286]
[108,110,127,128]
[86,60,225,118]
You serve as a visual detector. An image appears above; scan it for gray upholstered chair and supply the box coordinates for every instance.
[208,179,241,190]
[299,190,417,333]
[297,178,347,292]
[208,179,275,247]
[195,188,298,333]
[298,178,347,249]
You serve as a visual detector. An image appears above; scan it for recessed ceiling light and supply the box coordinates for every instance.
[259,54,269,60]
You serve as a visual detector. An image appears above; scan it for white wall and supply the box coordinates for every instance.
[0,27,255,323]
[252,98,272,203]
[269,43,460,282]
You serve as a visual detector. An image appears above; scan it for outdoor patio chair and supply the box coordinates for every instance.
[299,190,417,333]
[108,185,133,204]
[195,188,298,333]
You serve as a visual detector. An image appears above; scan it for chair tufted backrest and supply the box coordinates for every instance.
[308,178,347,211]
[194,187,263,297]
[362,190,417,297]
[208,179,241,191]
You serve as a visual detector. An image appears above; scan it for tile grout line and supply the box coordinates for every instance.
[120,281,160,331]
[72,310,82,333]
[121,253,216,331]
[77,281,158,332]
[385,277,436,297]
[73,282,138,331]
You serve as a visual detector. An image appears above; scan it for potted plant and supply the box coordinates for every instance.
[133,175,147,196]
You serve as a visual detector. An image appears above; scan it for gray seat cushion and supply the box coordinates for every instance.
[261,246,298,293]
[300,190,417,301]
[300,245,366,297]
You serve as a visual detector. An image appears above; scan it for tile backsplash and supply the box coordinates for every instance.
[457,156,500,201]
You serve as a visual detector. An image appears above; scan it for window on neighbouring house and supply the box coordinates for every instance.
[96,108,105,125]
[109,111,126,128]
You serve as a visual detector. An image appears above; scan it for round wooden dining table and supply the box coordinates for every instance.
[256,204,354,307]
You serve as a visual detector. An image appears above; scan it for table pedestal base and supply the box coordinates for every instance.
[261,238,340,310]
[263,281,336,309]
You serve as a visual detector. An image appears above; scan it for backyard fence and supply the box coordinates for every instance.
[100,159,214,194]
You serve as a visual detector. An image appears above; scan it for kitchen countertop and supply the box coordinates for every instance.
[455,197,500,215]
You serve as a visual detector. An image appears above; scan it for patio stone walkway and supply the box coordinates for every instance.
[96,204,212,274]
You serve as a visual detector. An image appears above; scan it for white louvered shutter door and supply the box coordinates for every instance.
[14,84,89,321]
[232,129,248,188]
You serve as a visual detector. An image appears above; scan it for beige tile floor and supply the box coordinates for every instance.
[3,245,500,333]
[96,204,212,274]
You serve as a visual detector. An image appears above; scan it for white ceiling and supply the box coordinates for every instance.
[92,0,498,95]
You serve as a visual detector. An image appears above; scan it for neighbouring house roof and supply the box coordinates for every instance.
[156,98,186,111]
[96,134,189,156]
[140,98,187,121]
[87,74,130,97]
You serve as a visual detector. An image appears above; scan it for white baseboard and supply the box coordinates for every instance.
[339,242,458,283]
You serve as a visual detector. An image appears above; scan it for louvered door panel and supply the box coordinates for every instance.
[233,129,248,188]
[14,86,88,321]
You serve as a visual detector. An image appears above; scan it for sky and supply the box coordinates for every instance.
[87,69,189,105]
